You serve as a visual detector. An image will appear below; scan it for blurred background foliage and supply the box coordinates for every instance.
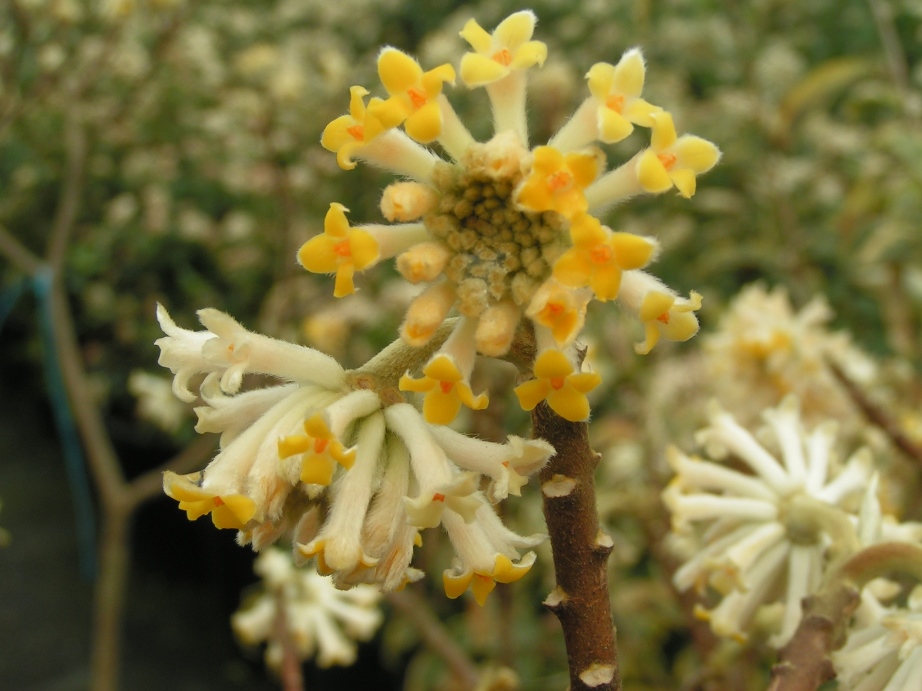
[1,0,921,689]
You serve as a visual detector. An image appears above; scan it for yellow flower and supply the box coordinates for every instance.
[635,289,703,354]
[525,279,590,347]
[637,112,720,198]
[368,48,456,144]
[586,49,662,143]
[515,146,601,219]
[163,471,257,530]
[514,349,602,422]
[443,553,536,606]
[321,86,388,170]
[552,214,656,301]
[458,10,547,87]
[278,414,357,486]
[298,203,380,298]
[400,353,488,426]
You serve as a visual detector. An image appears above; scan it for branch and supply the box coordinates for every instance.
[123,433,217,510]
[828,360,922,465]
[386,589,480,690]
[0,223,43,275]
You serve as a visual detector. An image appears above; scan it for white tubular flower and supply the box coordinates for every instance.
[665,396,874,647]
[232,548,383,670]
[833,586,922,691]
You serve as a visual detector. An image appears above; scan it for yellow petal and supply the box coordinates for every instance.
[670,168,697,198]
[661,310,700,342]
[492,554,534,583]
[456,383,489,411]
[569,214,606,247]
[639,291,676,321]
[513,378,551,411]
[610,232,655,269]
[421,63,456,96]
[425,354,463,382]
[471,573,497,606]
[533,349,574,378]
[650,111,677,150]
[532,145,565,174]
[321,115,357,153]
[378,48,423,96]
[301,454,336,485]
[565,151,600,189]
[460,52,508,87]
[369,96,412,130]
[458,18,491,53]
[163,471,209,502]
[598,107,633,143]
[569,371,603,394]
[589,266,622,301]
[494,10,537,49]
[348,228,380,269]
[333,264,356,298]
[509,40,547,70]
[215,494,257,528]
[624,99,661,128]
[278,434,311,459]
[399,373,435,393]
[611,49,645,97]
[298,235,338,274]
[674,135,721,173]
[325,202,351,237]
[547,387,591,422]
[514,178,551,212]
[586,62,615,100]
[443,570,474,599]
[423,389,462,425]
[553,249,591,288]
[404,101,442,143]
[635,322,661,355]
[637,149,673,193]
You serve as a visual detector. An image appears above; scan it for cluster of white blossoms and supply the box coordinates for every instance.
[157,306,552,604]
[302,10,719,424]
[664,395,922,665]
[232,547,383,669]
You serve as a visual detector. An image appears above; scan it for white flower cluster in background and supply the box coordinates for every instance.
[232,547,383,669]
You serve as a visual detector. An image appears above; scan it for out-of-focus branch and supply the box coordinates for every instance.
[828,359,922,465]
[865,0,918,119]
[0,223,43,275]
[123,433,216,509]
[386,589,480,690]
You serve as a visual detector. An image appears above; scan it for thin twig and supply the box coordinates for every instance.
[828,360,922,465]
[274,590,306,691]
[0,223,43,275]
[864,0,918,119]
[123,434,217,510]
[385,589,480,689]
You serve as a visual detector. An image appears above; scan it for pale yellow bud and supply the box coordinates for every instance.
[380,182,439,221]
[396,242,452,283]
[400,282,456,346]
[475,299,520,356]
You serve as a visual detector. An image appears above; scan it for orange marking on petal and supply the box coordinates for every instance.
[314,438,330,453]
[549,376,566,390]
[502,461,509,467]
[492,48,513,66]
[346,124,364,141]
[407,87,428,109]
[474,573,492,583]
[547,170,573,192]
[213,497,225,507]
[433,492,446,502]
[605,94,625,113]
[439,381,454,394]
[657,152,677,170]
[547,302,564,315]
[333,240,352,257]
[656,312,670,324]
[589,244,613,264]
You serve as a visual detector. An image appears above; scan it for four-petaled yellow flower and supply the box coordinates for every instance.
[444,553,536,606]
[637,112,721,198]
[635,289,703,355]
[369,48,456,144]
[513,349,602,422]
[553,214,657,301]
[163,471,257,530]
[298,203,380,298]
[586,49,662,143]
[278,414,357,486]
[321,86,388,170]
[516,146,600,219]
[400,354,488,426]
[458,10,548,87]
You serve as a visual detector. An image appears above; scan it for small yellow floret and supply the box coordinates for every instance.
[516,146,601,220]
[163,471,256,530]
[636,112,720,198]
[513,349,602,422]
[586,50,662,143]
[321,86,389,170]
[400,354,488,425]
[635,289,703,354]
[298,203,380,298]
[369,48,455,143]
[553,215,656,301]
[278,414,356,486]
[459,11,548,87]
[443,553,535,606]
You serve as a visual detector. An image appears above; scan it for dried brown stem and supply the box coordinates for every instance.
[532,402,619,691]
[828,360,922,465]
[386,589,480,690]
